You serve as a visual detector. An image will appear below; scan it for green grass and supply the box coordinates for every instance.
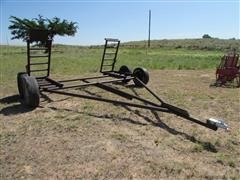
[1,38,239,83]
[0,43,226,83]
[123,38,240,51]
[118,48,223,70]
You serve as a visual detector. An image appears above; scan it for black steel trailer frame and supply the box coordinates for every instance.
[17,30,228,131]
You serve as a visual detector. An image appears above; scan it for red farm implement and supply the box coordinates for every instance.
[17,30,229,132]
[215,51,240,87]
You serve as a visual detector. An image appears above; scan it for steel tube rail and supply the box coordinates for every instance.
[44,89,217,130]
[135,77,165,104]
[91,83,162,107]
[58,75,109,83]
[43,77,134,91]
[82,78,162,107]
[135,78,217,130]
[44,89,171,113]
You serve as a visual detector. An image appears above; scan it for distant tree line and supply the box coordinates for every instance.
[202,34,237,40]
[202,34,212,39]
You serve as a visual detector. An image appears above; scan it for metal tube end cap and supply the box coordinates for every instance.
[207,118,229,131]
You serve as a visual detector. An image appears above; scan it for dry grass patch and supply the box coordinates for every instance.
[0,70,239,179]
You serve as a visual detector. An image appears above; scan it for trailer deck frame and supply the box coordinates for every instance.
[17,30,229,131]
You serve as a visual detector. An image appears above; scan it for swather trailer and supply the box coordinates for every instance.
[215,50,240,87]
[17,30,228,131]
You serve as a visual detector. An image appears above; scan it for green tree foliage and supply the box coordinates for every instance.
[202,34,212,39]
[8,15,78,42]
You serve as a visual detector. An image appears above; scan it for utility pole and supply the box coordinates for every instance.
[148,10,151,48]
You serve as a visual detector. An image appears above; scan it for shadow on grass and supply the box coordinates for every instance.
[129,88,218,153]
[0,94,19,104]
[0,94,36,115]
[47,87,218,153]
[40,92,54,103]
[0,88,217,152]
[112,82,144,89]
[0,92,74,116]
[209,79,240,89]
[49,106,148,127]
[0,94,50,116]
[0,104,35,116]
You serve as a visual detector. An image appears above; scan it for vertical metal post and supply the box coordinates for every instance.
[111,40,120,72]
[100,39,108,73]
[148,10,151,48]
[27,40,30,75]
[47,39,52,77]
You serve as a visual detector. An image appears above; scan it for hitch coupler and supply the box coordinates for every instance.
[207,118,229,130]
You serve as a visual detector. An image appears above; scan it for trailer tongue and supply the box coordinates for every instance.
[17,31,229,131]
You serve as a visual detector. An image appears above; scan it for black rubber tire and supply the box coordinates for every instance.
[235,75,240,88]
[119,65,132,75]
[17,72,28,99]
[21,75,40,108]
[133,67,149,87]
[119,65,132,83]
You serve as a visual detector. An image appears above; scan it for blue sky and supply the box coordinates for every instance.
[0,0,239,45]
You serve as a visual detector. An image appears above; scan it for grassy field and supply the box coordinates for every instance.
[1,38,240,82]
[0,42,230,82]
[0,39,240,179]
[122,38,240,52]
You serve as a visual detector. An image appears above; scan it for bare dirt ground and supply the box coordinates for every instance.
[0,70,239,179]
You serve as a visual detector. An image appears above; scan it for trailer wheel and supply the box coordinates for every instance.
[133,67,149,87]
[119,65,132,83]
[17,72,28,99]
[21,75,40,108]
[235,75,240,87]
